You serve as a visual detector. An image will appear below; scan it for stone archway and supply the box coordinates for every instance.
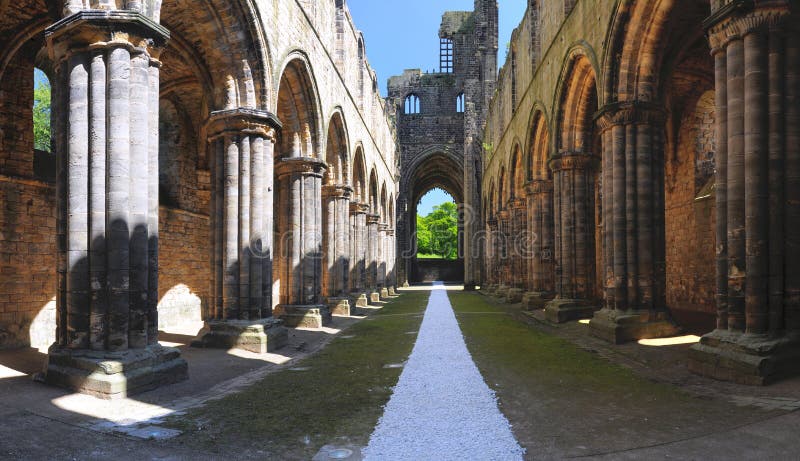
[398,147,464,285]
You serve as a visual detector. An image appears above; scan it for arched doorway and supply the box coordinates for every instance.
[398,148,464,285]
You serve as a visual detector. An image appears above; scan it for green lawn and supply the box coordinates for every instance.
[165,291,427,459]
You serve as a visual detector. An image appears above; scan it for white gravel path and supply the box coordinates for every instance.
[363,283,525,461]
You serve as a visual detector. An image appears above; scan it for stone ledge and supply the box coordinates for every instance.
[351,293,369,308]
[544,299,598,323]
[41,345,188,399]
[688,330,800,385]
[589,308,680,344]
[192,318,288,354]
[274,305,332,329]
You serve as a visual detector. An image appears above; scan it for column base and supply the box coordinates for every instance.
[464,283,477,291]
[480,284,496,295]
[327,297,351,316]
[544,298,598,323]
[688,330,800,385]
[388,286,397,296]
[351,293,369,308]
[370,292,381,303]
[273,304,332,328]
[41,344,187,399]
[402,282,410,288]
[522,291,554,310]
[589,308,680,344]
[380,287,389,299]
[504,288,524,303]
[494,285,510,299]
[191,318,288,353]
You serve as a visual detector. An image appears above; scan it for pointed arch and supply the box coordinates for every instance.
[554,46,600,154]
[276,55,322,159]
[527,109,551,180]
[324,109,350,185]
[352,145,367,203]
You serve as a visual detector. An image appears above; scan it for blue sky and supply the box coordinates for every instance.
[418,188,455,216]
[347,0,527,96]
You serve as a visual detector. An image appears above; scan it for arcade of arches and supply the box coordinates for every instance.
[0,0,799,401]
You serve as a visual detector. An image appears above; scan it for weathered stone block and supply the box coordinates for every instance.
[688,330,800,386]
[192,318,288,354]
[589,308,681,344]
[505,288,524,303]
[327,297,351,317]
[41,345,188,399]
[370,292,381,304]
[544,299,598,323]
[380,287,389,299]
[273,305,332,329]
[522,291,552,310]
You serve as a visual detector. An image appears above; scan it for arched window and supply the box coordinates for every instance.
[404,94,420,115]
[33,68,51,153]
[456,93,465,113]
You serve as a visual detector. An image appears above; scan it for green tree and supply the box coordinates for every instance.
[416,202,458,259]
[33,74,51,152]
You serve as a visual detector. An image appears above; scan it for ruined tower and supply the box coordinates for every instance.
[390,0,497,287]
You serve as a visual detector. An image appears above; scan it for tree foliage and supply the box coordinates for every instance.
[416,201,458,259]
[33,74,51,152]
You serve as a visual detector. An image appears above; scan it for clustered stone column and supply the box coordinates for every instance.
[367,213,382,303]
[193,109,287,353]
[42,10,187,398]
[545,152,600,323]
[496,209,511,295]
[689,1,800,384]
[378,223,390,299]
[484,217,499,293]
[386,227,397,295]
[588,103,679,343]
[522,178,554,309]
[349,202,370,308]
[505,198,527,303]
[323,184,353,316]
[274,155,331,328]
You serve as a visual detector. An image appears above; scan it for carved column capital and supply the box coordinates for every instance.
[275,157,327,178]
[595,101,666,132]
[350,202,370,215]
[705,0,793,49]
[526,179,553,197]
[205,108,282,142]
[46,11,170,64]
[548,152,598,172]
[367,214,381,225]
[323,183,353,199]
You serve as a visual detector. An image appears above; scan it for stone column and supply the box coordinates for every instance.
[323,184,353,316]
[349,202,370,308]
[367,214,382,303]
[274,157,331,328]
[495,209,510,297]
[545,152,601,323]
[523,179,555,309]
[484,217,499,293]
[193,109,287,353]
[386,227,397,295]
[378,223,390,299]
[505,199,526,303]
[586,103,679,341]
[689,1,800,384]
[42,10,187,398]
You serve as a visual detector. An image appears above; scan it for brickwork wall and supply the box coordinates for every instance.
[158,208,209,329]
[665,91,716,320]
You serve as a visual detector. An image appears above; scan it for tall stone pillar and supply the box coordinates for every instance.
[323,184,352,316]
[386,227,397,294]
[378,224,390,298]
[193,109,287,353]
[349,202,369,308]
[523,179,554,309]
[689,1,800,384]
[367,214,382,303]
[545,153,601,322]
[42,10,187,398]
[588,103,679,342]
[485,217,499,292]
[274,157,331,327]
[496,209,510,296]
[505,199,526,302]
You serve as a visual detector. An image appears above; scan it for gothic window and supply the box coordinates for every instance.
[456,93,465,113]
[440,38,453,73]
[511,49,518,110]
[404,94,420,114]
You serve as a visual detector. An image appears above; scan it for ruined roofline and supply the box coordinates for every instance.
[439,10,474,37]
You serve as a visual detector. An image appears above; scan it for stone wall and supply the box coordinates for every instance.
[411,259,465,284]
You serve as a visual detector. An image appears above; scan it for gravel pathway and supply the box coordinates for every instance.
[363,283,525,460]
